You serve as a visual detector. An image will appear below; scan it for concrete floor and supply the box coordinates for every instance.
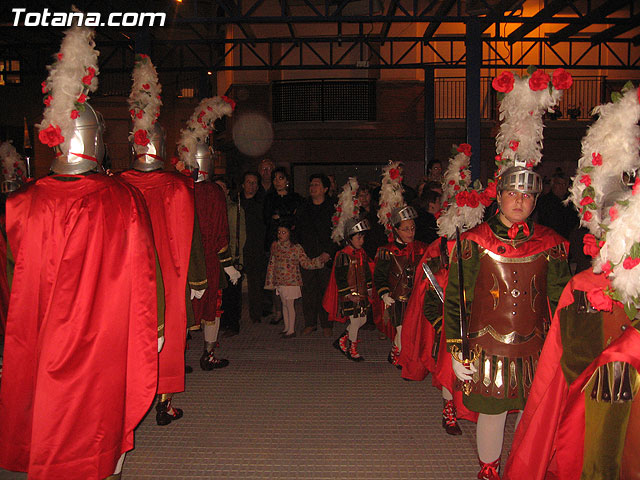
[0,295,517,479]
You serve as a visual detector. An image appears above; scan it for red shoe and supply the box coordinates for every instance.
[348,340,364,362]
[442,400,462,435]
[478,458,501,480]
[332,331,350,356]
[387,345,401,369]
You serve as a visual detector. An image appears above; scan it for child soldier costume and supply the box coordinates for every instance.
[323,177,374,361]
[0,26,159,479]
[175,97,240,370]
[504,84,640,480]
[445,70,573,479]
[400,143,493,435]
[374,161,428,367]
[119,55,207,426]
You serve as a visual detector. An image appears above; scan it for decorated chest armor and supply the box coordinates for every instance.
[338,251,369,317]
[466,244,564,400]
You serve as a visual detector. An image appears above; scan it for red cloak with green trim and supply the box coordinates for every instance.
[0,175,158,480]
[120,169,195,394]
[503,270,640,480]
[398,237,478,422]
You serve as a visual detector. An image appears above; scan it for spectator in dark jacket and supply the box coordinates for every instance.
[296,173,337,337]
[263,167,303,251]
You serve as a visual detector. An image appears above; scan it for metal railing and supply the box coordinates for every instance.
[435,76,606,121]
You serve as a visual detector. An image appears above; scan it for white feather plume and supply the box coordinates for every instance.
[377,161,405,236]
[176,97,234,171]
[128,54,162,154]
[437,146,486,239]
[331,177,360,244]
[495,74,563,176]
[38,24,99,154]
[568,85,640,306]
[0,141,26,182]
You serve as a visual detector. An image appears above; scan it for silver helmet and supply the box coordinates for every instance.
[497,165,542,195]
[343,217,370,241]
[390,205,418,227]
[193,141,212,183]
[131,123,165,172]
[50,103,105,175]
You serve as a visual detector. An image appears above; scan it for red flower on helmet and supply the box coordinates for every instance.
[492,71,515,93]
[529,70,550,91]
[601,260,613,276]
[44,95,53,107]
[579,175,591,187]
[609,206,619,221]
[389,168,400,180]
[77,93,87,104]
[592,152,602,166]
[552,68,573,90]
[82,67,96,86]
[583,233,601,258]
[221,96,236,111]
[580,196,594,206]
[39,124,64,147]
[456,191,469,207]
[583,210,593,222]
[586,288,613,312]
[467,190,480,208]
[457,143,472,157]
[41,81,48,94]
[623,256,640,270]
[134,129,150,146]
[70,110,79,119]
[142,84,150,90]
[509,141,519,151]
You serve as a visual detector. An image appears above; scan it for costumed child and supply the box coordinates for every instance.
[444,69,573,479]
[373,161,428,368]
[504,83,640,480]
[323,177,374,362]
[265,216,329,338]
[399,143,494,436]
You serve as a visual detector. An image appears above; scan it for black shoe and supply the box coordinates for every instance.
[156,399,184,426]
[200,349,230,371]
[270,316,283,325]
[185,365,193,374]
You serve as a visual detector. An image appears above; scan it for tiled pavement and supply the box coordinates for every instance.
[1,295,517,480]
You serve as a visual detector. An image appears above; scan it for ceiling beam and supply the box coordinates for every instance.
[380,0,400,46]
[590,13,640,45]
[507,0,568,44]
[548,0,631,45]
[422,0,456,41]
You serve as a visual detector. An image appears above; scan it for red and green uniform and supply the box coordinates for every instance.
[444,215,571,414]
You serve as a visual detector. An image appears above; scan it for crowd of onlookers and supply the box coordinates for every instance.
[214,157,451,338]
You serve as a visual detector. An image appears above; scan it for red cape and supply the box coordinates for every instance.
[0,175,158,479]
[398,237,478,422]
[323,246,373,323]
[503,270,640,480]
[0,213,8,336]
[120,170,194,394]
[191,181,229,323]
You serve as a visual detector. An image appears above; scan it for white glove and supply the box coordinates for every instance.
[381,293,395,308]
[451,355,477,382]
[224,266,241,285]
[158,336,165,353]
[190,288,205,300]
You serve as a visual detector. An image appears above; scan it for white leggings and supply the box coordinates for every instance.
[476,410,523,463]
[346,316,366,341]
[282,298,296,334]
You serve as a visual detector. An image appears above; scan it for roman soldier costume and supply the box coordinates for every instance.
[504,83,640,480]
[399,143,492,435]
[374,163,428,367]
[323,177,374,361]
[119,54,207,426]
[175,96,239,371]
[0,25,158,479]
[445,69,573,479]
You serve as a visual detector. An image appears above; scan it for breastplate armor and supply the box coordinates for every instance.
[345,254,368,298]
[388,252,418,302]
[469,248,550,358]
